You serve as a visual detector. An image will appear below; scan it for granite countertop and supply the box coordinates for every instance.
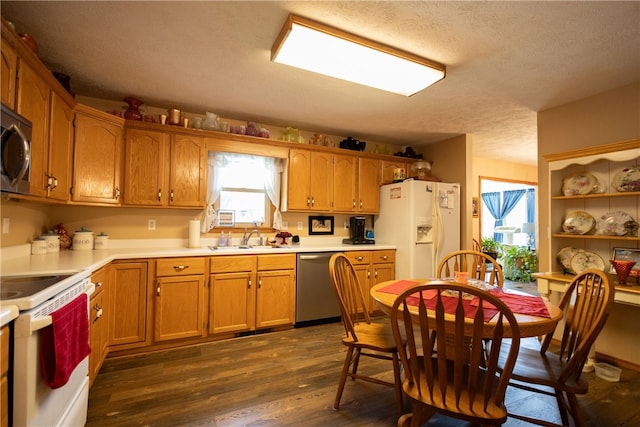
[1,237,395,278]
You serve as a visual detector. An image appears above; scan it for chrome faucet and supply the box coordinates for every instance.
[241,228,262,246]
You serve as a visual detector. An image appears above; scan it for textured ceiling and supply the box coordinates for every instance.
[3,1,639,166]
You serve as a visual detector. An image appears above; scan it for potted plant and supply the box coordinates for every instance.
[481,237,501,260]
[502,245,538,282]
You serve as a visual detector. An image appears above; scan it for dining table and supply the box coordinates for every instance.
[371,279,564,338]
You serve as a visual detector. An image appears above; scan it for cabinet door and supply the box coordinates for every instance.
[287,149,312,210]
[381,159,408,185]
[358,157,380,212]
[169,133,205,207]
[309,151,333,211]
[154,275,206,341]
[110,262,148,348]
[333,153,357,212]
[256,270,295,328]
[124,128,167,206]
[47,92,73,201]
[0,38,17,108]
[209,272,255,334]
[16,61,49,198]
[89,267,110,387]
[72,108,123,204]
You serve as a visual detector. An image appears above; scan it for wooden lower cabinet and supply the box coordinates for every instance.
[109,261,149,350]
[89,266,110,387]
[345,250,396,312]
[154,257,206,341]
[1,324,9,427]
[209,254,295,335]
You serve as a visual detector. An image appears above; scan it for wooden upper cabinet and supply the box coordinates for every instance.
[47,92,74,201]
[0,37,17,108]
[287,148,333,211]
[72,105,124,204]
[124,128,168,206]
[169,133,206,207]
[357,157,380,213]
[16,61,50,198]
[333,153,357,212]
[381,159,409,185]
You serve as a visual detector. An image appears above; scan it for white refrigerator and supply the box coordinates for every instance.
[374,179,461,279]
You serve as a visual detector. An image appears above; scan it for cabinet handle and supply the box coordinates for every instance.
[173,265,189,272]
[94,281,103,288]
[92,304,102,323]
[115,187,121,199]
[374,270,378,278]
[306,196,311,207]
[46,174,53,189]
[157,188,162,201]
[381,255,388,260]
[356,256,364,261]
[352,200,356,208]
[248,279,252,289]
[52,176,58,189]
[170,189,174,202]
[258,278,262,288]
[367,270,371,279]
[359,200,363,208]
[311,197,315,207]
[157,286,160,296]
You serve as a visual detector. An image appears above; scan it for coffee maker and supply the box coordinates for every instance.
[342,216,375,245]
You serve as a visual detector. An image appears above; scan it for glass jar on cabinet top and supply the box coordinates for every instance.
[202,112,220,130]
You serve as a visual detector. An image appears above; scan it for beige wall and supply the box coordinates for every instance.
[0,199,357,247]
[537,82,640,366]
[471,158,538,244]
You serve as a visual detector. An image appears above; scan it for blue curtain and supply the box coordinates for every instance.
[481,192,502,241]
[494,190,526,242]
[527,188,536,248]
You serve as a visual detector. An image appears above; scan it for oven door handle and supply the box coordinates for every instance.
[21,283,95,336]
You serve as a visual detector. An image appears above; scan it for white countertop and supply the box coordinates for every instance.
[1,237,395,278]
[0,304,19,326]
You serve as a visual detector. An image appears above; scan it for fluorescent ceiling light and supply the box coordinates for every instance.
[271,14,446,96]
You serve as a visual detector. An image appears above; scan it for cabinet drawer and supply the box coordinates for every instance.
[372,250,395,264]
[258,253,296,270]
[345,251,371,265]
[156,257,205,276]
[91,267,109,296]
[210,255,256,273]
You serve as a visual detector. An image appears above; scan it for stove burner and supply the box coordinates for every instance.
[0,274,73,300]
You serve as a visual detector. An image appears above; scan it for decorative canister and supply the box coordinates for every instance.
[94,232,109,250]
[31,237,48,255]
[72,226,94,250]
[41,231,60,253]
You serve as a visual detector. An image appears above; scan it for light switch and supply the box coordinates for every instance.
[148,219,156,230]
[2,218,9,234]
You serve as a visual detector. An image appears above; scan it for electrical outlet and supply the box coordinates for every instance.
[344,221,349,230]
[2,218,9,234]
[148,219,156,230]
[297,221,303,230]
[281,221,288,230]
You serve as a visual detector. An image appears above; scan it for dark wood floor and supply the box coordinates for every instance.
[87,317,640,427]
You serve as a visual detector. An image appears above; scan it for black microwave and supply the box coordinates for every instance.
[1,103,31,195]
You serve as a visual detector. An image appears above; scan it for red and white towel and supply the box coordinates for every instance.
[40,293,91,389]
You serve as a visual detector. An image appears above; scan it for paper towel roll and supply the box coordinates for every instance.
[189,220,201,248]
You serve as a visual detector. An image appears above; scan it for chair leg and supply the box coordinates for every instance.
[351,348,362,377]
[566,391,585,427]
[555,389,570,426]
[334,346,355,410]
[392,353,404,416]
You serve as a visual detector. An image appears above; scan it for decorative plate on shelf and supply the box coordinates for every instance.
[557,247,583,274]
[595,211,635,236]
[570,251,605,274]
[562,211,595,234]
[561,172,600,196]
[612,166,640,192]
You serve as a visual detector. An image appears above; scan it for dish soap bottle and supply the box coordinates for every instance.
[218,231,226,247]
[227,231,233,247]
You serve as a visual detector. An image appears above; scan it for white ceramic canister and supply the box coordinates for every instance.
[31,237,48,255]
[41,231,60,253]
[72,226,94,250]
[94,232,109,250]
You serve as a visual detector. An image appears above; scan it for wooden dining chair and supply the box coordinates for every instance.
[437,250,504,287]
[390,281,521,426]
[497,269,613,427]
[328,253,404,415]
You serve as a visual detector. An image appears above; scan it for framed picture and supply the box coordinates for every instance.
[217,210,235,227]
[309,215,334,235]
[610,247,640,277]
[472,197,479,218]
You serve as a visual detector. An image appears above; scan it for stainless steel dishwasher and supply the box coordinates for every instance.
[296,252,341,324]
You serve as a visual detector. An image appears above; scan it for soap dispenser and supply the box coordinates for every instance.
[218,231,226,247]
